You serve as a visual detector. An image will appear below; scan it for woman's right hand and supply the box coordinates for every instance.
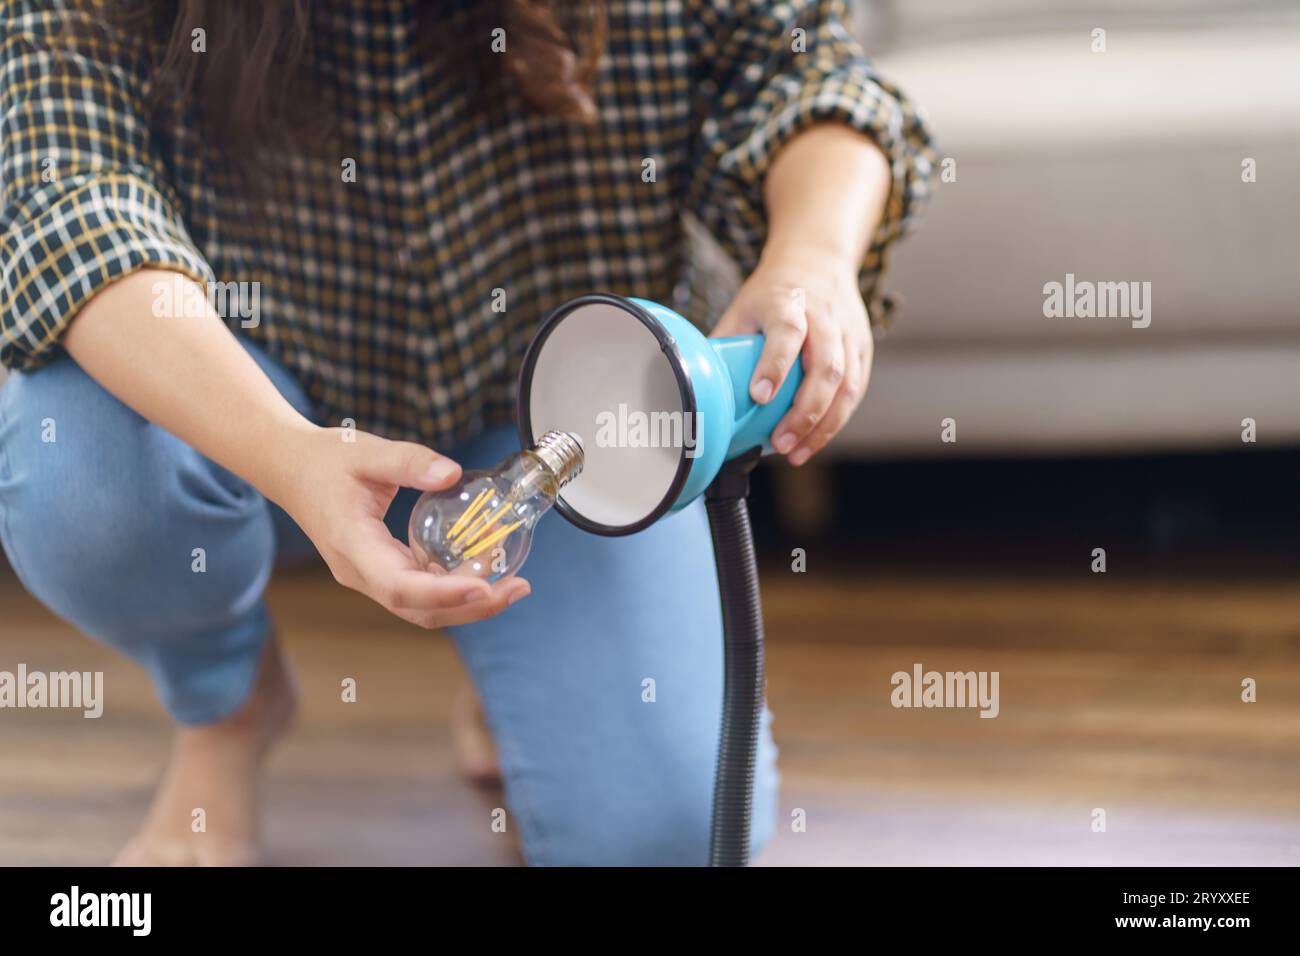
[62,272,519,629]
[270,425,531,629]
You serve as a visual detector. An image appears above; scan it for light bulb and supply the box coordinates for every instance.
[408,430,584,582]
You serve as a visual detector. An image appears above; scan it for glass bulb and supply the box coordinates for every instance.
[408,431,584,583]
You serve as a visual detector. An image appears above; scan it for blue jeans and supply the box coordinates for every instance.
[0,339,779,865]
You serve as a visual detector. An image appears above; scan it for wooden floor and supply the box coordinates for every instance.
[2,559,1299,866]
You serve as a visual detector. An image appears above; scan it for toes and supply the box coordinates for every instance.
[198,838,260,867]
[112,834,259,867]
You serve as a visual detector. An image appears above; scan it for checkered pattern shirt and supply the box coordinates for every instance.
[1,0,935,447]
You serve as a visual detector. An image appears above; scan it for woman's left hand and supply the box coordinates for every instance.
[711,251,873,466]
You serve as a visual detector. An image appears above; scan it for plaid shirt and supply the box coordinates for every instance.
[0,0,935,447]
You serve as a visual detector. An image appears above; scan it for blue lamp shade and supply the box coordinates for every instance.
[517,293,803,536]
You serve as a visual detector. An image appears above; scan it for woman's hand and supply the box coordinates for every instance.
[62,271,526,629]
[271,427,530,629]
[717,122,891,465]
[711,250,873,466]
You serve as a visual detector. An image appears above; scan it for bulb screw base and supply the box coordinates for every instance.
[533,430,584,487]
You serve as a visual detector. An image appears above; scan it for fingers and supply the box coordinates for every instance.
[747,291,807,405]
[340,526,531,628]
[406,577,532,629]
[352,531,487,605]
[788,334,871,466]
[771,311,846,455]
[369,565,531,627]
[356,438,461,491]
[383,568,494,611]
[713,259,873,462]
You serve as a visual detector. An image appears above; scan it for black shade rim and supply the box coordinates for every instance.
[516,293,697,537]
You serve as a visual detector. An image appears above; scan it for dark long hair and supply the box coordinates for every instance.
[66,1,606,167]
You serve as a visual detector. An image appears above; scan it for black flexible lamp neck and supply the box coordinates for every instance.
[703,446,766,867]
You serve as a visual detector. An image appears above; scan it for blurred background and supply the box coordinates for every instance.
[740,0,1300,864]
[3,0,1299,865]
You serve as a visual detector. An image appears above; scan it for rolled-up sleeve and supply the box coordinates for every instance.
[0,2,212,371]
[684,0,936,326]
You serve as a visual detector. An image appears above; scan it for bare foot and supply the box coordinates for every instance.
[112,637,298,866]
[451,680,502,788]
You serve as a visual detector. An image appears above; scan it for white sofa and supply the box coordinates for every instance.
[836,0,1300,458]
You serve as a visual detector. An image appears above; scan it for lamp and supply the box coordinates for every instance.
[518,293,802,866]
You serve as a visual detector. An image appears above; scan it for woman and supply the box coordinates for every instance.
[0,0,933,865]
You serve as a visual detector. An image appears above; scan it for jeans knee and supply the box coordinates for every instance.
[537,780,775,866]
[0,358,274,636]
[529,784,714,866]
[525,735,778,866]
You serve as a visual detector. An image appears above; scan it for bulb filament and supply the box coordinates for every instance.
[445,486,524,561]
[415,433,580,577]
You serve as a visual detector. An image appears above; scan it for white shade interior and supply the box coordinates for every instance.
[527,302,684,529]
